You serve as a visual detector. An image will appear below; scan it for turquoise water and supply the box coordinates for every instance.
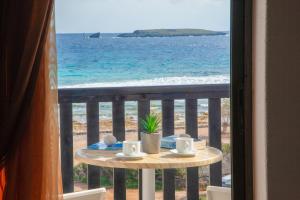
[57,33,229,88]
[56,33,230,122]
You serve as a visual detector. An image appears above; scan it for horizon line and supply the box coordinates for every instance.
[56,29,230,34]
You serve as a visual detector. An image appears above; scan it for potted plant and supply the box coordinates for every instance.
[140,113,161,154]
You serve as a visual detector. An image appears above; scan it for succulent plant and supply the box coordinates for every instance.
[141,113,160,134]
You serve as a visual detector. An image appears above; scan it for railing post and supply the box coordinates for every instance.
[162,99,175,200]
[59,103,74,193]
[138,100,150,200]
[113,99,126,200]
[208,98,222,186]
[87,101,101,189]
[185,99,199,200]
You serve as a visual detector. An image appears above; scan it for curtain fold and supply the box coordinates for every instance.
[0,0,62,199]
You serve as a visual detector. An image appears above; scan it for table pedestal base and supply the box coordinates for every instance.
[142,169,155,200]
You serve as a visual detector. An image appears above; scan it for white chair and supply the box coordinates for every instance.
[63,188,106,200]
[207,186,231,200]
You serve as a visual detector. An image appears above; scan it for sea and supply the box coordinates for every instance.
[56,33,230,123]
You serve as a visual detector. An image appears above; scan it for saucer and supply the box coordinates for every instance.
[170,149,197,157]
[115,152,147,160]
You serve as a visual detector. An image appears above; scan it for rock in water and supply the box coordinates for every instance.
[89,32,100,38]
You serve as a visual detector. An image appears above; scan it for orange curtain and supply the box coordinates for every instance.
[0,0,62,199]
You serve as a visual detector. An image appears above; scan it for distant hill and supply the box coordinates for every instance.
[118,29,226,37]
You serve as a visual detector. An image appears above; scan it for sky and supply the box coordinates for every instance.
[55,0,230,33]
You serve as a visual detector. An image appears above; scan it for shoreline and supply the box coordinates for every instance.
[72,113,209,135]
[59,75,230,89]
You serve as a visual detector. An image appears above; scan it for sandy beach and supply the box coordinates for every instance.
[72,113,230,163]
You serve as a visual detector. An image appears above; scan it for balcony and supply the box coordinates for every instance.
[58,83,230,199]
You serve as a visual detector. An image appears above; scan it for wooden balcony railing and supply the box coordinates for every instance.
[58,84,230,200]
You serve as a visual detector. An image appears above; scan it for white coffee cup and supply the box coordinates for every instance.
[123,141,141,156]
[176,137,194,153]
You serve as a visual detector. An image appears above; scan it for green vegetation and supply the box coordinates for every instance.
[221,98,230,134]
[74,164,210,191]
[126,170,139,189]
[118,29,226,37]
[73,165,212,200]
[141,113,161,134]
[222,143,231,154]
[73,163,87,183]
[73,164,113,187]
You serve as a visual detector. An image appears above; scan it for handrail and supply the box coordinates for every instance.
[58,84,229,103]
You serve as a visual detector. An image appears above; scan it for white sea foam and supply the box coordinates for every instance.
[60,75,229,88]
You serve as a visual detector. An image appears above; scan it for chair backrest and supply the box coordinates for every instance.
[207,186,231,200]
[63,188,106,200]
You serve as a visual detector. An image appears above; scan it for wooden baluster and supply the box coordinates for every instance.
[208,98,222,186]
[138,100,150,200]
[185,99,199,200]
[60,103,74,193]
[113,99,126,200]
[87,101,101,189]
[162,99,175,200]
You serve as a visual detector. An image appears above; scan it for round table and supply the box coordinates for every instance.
[75,142,222,200]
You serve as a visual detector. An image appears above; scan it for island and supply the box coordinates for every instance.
[118,29,226,37]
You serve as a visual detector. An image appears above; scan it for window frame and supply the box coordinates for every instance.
[231,0,253,199]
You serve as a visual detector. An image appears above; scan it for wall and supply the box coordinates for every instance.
[253,0,300,199]
[253,0,267,199]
